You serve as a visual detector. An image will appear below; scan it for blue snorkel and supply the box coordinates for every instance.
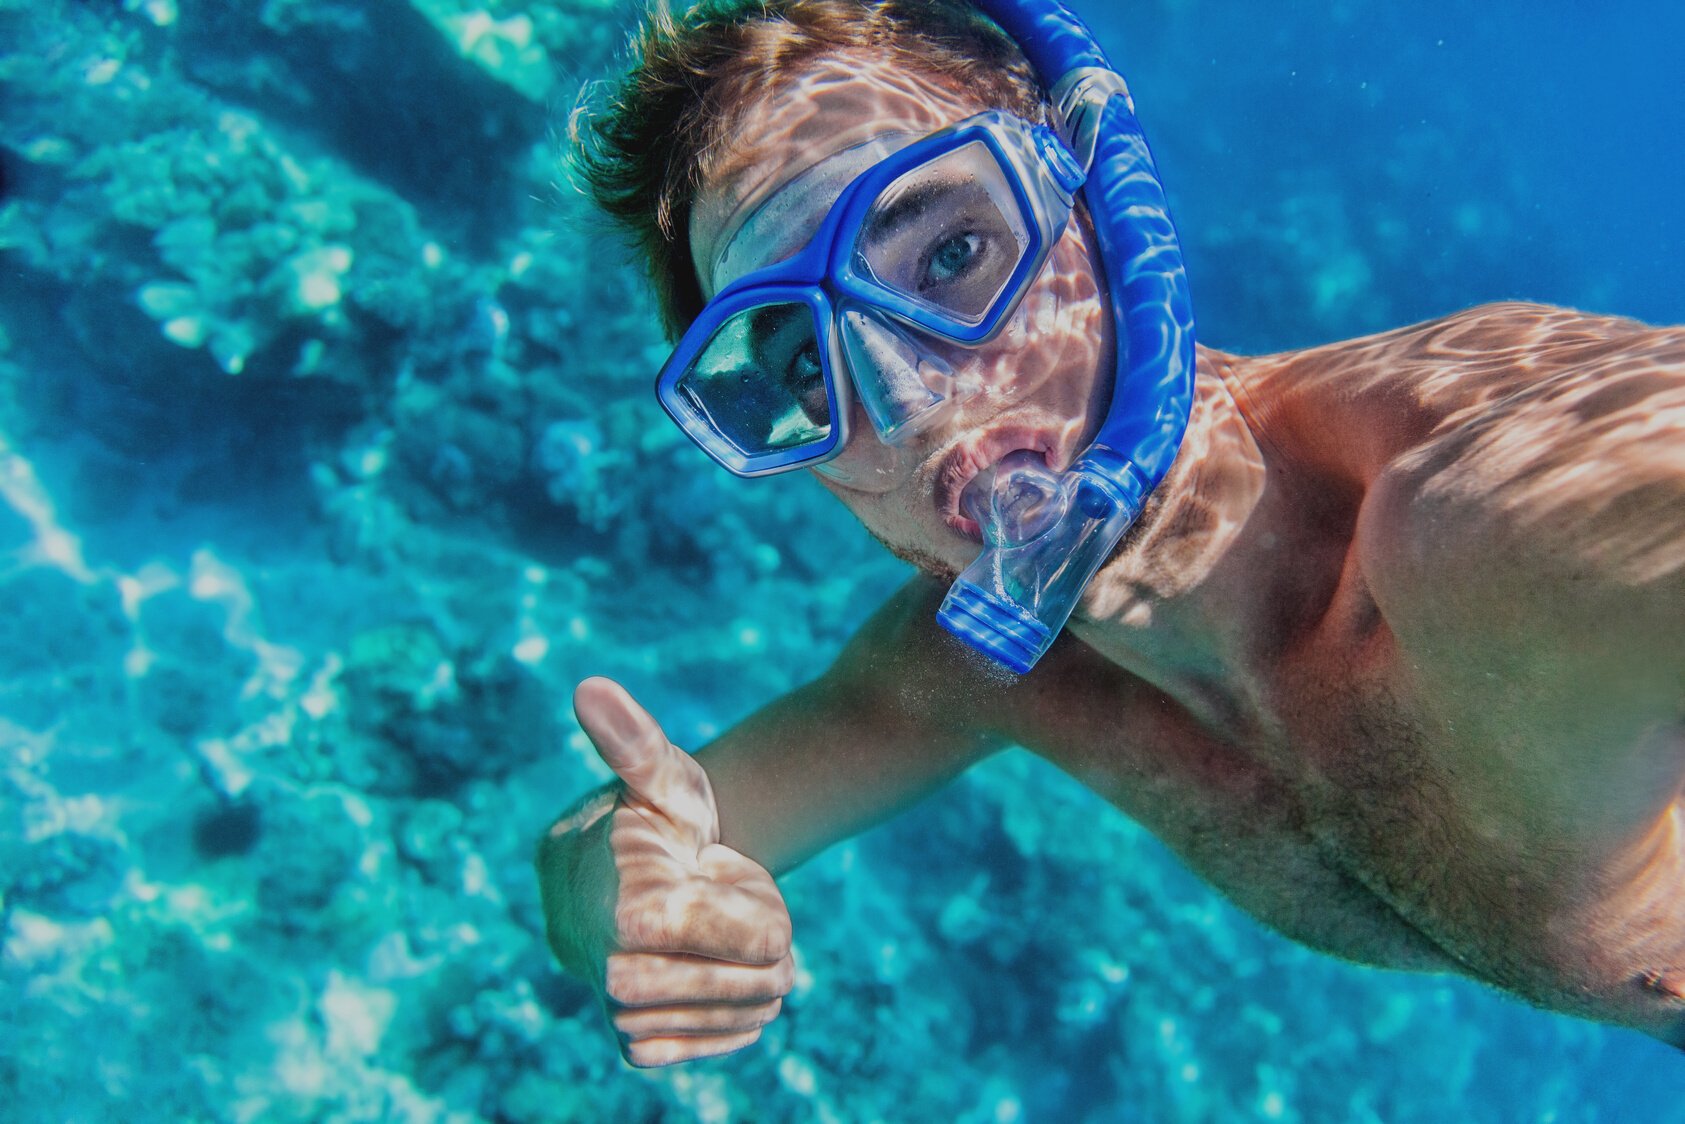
[936,0,1196,673]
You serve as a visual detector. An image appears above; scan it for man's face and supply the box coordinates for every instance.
[690,51,1111,578]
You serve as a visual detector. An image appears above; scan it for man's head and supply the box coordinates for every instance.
[575,0,1047,339]
[575,0,1113,579]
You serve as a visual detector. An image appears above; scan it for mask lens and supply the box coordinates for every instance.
[674,302,832,456]
[854,141,1032,327]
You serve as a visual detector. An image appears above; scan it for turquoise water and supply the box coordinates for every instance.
[1,1,1681,1120]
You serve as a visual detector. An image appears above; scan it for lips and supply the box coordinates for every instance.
[934,425,1070,541]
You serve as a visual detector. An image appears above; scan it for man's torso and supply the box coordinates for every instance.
[990,303,1685,1042]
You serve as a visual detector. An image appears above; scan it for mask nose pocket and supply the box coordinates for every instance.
[840,309,969,443]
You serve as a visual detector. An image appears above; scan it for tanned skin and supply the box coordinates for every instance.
[537,51,1685,1067]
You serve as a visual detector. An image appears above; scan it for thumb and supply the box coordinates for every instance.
[573,677,718,844]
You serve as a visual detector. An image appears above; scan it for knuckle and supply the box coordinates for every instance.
[601,956,645,1007]
[612,901,665,952]
[763,913,793,960]
[710,904,789,966]
[773,956,796,996]
[744,929,784,966]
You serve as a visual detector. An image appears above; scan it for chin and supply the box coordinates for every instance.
[875,534,961,584]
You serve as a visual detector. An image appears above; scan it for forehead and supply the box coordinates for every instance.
[689,50,988,292]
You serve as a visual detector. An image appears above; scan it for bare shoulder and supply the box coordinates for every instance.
[1358,301,1685,641]
[1262,301,1682,418]
[1241,302,1684,481]
[1353,303,1685,840]
[1264,300,1685,620]
[1393,300,1685,433]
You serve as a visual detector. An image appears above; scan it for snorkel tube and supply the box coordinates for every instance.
[937,0,1196,673]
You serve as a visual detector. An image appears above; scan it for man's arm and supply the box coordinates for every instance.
[697,574,1012,873]
[1363,306,1685,850]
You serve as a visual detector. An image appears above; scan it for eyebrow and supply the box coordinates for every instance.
[861,178,964,244]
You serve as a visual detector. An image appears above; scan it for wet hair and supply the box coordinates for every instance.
[571,0,1047,339]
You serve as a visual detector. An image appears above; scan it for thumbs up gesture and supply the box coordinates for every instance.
[537,677,794,1067]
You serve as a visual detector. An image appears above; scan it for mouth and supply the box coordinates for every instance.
[934,425,1072,542]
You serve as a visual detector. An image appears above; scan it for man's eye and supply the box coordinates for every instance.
[788,341,822,384]
[786,342,828,424]
[922,232,985,289]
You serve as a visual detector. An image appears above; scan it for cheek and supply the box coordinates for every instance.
[834,486,977,575]
[819,472,914,541]
[937,227,1108,412]
[814,395,917,485]
[1023,226,1108,382]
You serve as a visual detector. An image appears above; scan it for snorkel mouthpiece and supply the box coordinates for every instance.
[959,449,1069,546]
[938,0,1196,673]
[940,450,1146,673]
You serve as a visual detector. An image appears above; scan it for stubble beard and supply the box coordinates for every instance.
[871,528,960,585]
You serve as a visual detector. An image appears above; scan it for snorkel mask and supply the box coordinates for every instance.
[656,0,1195,673]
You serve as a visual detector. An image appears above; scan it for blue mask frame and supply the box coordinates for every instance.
[656,110,1085,478]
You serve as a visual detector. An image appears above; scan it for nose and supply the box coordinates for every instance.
[838,308,964,444]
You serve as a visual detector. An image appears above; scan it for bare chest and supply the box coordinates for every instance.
[1017,655,1467,975]
[1025,645,1685,1039]
[1274,652,1685,1031]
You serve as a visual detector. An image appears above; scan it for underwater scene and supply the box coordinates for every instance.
[2,0,1682,1120]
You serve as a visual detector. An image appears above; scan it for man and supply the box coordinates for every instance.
[537,0,1685,1067]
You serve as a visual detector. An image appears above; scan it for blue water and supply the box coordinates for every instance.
[1118,0,1685,350]
[1,0,1681,1120]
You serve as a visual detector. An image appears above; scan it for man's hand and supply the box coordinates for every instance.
[536,677,794,1067]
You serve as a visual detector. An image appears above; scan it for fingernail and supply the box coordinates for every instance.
[590,685,650,747]
[599,699,644,745]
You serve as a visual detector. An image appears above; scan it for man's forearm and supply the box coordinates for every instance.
[696,672,1002,875]
[694,576,1009,874]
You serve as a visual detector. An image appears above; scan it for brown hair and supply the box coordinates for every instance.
[571,0,1047,339]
